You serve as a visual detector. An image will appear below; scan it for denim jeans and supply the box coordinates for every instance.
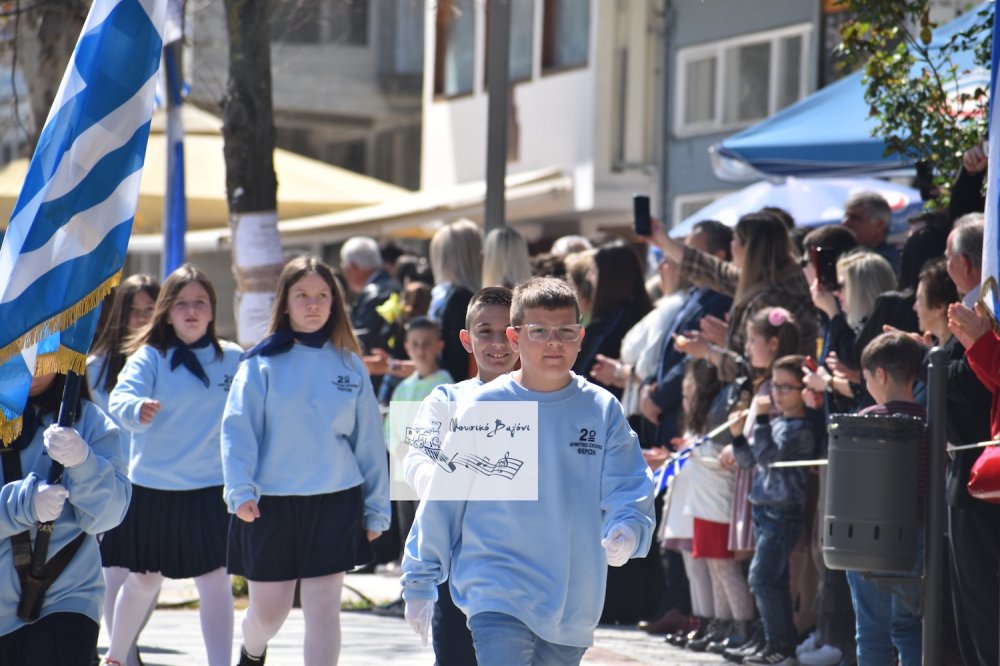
[467,612,587,666]
[846,530,924,666]
[748,503,805,652]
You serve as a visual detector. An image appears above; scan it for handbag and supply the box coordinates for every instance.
[967,445,1000,504]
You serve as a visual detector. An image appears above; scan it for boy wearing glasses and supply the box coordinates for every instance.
[729,354,818,665]
[401,277,655,666]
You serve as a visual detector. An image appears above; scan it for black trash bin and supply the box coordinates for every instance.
[823,413,925,573]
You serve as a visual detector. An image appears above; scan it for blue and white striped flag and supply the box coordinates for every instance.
[0,0,165,364]
[982,3,1000,318]
[0,0,165,440]
[0,332,60,443]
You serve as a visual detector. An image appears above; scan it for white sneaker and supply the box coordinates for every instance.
[795,632,818,657]
[798,643,843,666]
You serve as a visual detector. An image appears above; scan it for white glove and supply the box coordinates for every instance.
[33,483,69,522]
[602,523,638,567]
[43,425,91,469]
[404,599,433,646]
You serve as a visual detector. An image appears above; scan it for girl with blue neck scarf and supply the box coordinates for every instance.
[102,264,242,666]
[223,255,390,666]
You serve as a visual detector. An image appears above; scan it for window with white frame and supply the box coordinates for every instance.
[675,24,810,136]
[672,191,731,228]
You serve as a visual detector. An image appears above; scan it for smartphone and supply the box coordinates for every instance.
[633,194,651,236]
[810,246,839,291]
[804,355,818,372]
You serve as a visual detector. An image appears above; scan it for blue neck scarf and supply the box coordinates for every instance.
[240,325,331,361]
[169,332,213,387]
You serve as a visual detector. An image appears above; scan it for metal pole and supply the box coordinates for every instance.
[923,346,946,664]
[484,0,510,233]
[162,40,187,277]
[657,0,672,225]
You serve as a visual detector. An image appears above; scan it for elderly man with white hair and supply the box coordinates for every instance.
[340,236,400,357]
[840,191,900,274]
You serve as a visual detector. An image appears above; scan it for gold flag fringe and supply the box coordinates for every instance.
[0,269,121,368]
[0,413,23,447]
[35,347,89,377]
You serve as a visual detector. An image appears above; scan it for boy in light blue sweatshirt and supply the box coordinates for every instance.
[403,286,516,666]
[401,277,655,666]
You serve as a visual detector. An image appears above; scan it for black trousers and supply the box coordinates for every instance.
[433,581,477,666]
[0,612,99,666]
[948,500,1000,666]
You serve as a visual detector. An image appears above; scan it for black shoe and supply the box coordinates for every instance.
[743,644,797,665]
[723,623,766,663]
[663,616,708,647]
[666,616,703,647]
[687,619,730,652]
[237,646,266,666]
[709,619,753,654]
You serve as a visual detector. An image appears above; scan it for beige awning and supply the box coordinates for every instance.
[127,167,575,254]
[0,105,407,234]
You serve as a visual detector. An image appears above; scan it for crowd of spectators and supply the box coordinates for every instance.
[338,142,998,666]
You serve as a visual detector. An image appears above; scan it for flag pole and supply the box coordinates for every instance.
[16,371,82,621]
[162,38,187,276]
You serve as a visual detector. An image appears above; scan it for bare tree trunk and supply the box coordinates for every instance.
[221,0,281,347]
[14,1,89,152]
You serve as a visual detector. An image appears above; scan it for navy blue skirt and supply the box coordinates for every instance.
[100,484,229,579]
[227,485,373,582]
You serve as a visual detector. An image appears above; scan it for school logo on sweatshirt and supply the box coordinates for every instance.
[334,375,360,393]
[570,427,602,456]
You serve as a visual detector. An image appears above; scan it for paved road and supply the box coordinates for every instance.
[98,572,727,665]
[98,610,727,665]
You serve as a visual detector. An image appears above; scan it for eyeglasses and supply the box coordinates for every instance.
[513,324,583,342]
[771,383,804,395]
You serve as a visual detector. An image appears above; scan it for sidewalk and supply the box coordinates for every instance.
[101,572,726,665]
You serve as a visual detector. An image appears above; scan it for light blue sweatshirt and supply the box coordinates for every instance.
[401,378,483,493]
[85,353,111,417]
[401,373,655,647]
[221,343,391,533]
[109,342,243,490]
[0,402,130,635]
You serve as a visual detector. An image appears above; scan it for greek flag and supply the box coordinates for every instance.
[983,4,1000,317]
[0,332,60,443]
[0,0,165,440]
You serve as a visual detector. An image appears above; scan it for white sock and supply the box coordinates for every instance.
[107,571,163,662]
[102,567,128,637]
[194,567,234,666]
[242,580,296,658]
[681,551,714,618]
[300,573,345,666]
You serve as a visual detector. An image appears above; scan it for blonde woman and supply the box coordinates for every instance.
[429,219,483,380]
[809,249,910,394]
[482,226,533,289]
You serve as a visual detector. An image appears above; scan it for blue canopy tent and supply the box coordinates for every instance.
[711,4,991,181]
[669,176,924,238]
